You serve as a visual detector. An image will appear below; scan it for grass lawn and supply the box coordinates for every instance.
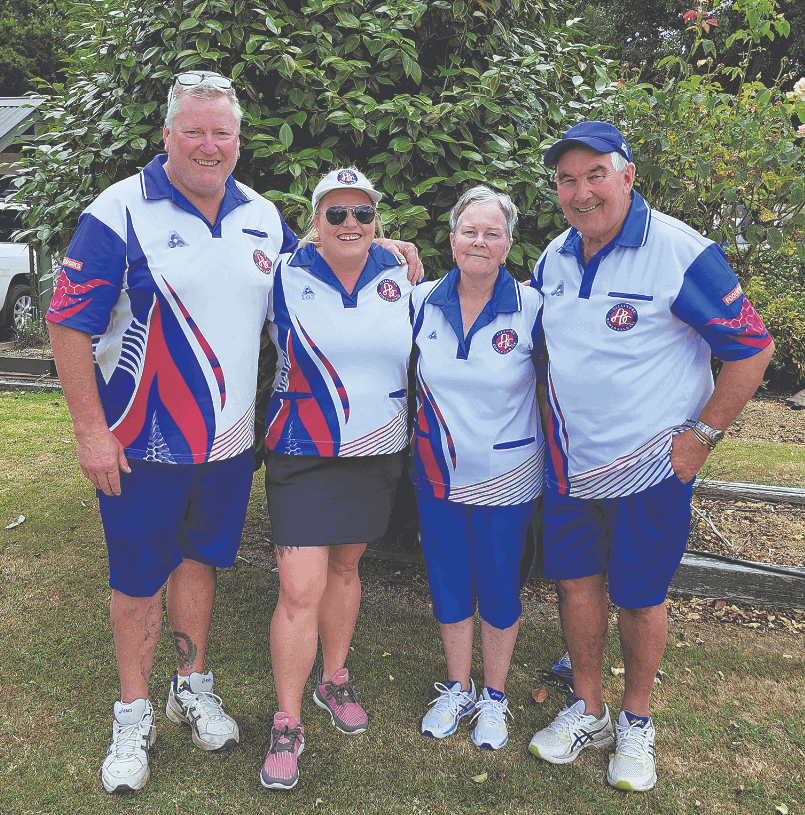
[1,391,803,815]
[707,439,805,488]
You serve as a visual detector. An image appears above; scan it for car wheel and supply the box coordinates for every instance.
[8,284,33,330]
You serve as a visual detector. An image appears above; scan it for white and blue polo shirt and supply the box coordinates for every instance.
[47,154,297,464]
[265,242,415,457]
[532,191,772,499]
[410,267,545,505]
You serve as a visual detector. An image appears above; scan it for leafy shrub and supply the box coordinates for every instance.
[745,249,805,388]
[12,0,610,287]
[585,0,805,280]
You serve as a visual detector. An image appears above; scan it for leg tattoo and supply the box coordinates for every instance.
[173,631,198,673]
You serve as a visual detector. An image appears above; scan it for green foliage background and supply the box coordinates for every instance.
[13,0,609,282]
[10,0,805,387]
[0,0,64,95]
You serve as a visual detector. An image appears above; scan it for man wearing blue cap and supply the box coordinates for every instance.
[527,121,774,790]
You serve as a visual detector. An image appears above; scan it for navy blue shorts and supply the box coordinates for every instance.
[543,474,694,609]
[416,491,535,630]
[98,451,254,598]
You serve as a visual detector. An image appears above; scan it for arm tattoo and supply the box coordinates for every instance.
[172,631,198,672]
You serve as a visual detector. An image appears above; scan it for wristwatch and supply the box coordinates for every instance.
[691,420,725,450]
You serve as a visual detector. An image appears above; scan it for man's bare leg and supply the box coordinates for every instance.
[556,572,608,717]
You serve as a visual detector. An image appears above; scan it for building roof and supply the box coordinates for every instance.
[0,97,47,153]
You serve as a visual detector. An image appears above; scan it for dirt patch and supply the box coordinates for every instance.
[729,391,805,444]
[690,391,805,567]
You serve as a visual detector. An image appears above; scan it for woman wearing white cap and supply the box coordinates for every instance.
[259,168,417,790]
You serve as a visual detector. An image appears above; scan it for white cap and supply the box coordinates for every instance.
[311,168,383,212]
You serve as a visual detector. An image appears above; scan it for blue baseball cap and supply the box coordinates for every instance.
[543,121,632,166]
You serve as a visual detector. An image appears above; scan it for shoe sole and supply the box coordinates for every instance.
[312,690,367,734]
[528,735,614,764]
[103,770,150,794]
[422,712,466,739]
[472,733,507,750]
[607,768,657,791]
[165,699,240,751]
[260,773,299,790]
[102,759,151,795]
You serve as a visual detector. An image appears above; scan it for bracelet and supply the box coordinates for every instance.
[689,426,715,450]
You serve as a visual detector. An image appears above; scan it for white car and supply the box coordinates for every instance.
[0,241,33,330]
[0,196,33,330]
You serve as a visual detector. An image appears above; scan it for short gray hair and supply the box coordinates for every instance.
[609,151,628,172]
[449,185,518,242]
[166,78,242,130]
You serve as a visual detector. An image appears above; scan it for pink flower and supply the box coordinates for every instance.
[683,10,697,23]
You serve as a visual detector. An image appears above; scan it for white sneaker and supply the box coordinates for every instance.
[471,687,512,750]
[421,679,477,739]
[607,710,657,791]
[165,671,239,751]
[101,698,156,793]
[528,696,614,764]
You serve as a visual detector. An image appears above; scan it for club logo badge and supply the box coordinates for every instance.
[492,329,518,354]
[606,303,638,332]
[337,169,359,185]
[377,279,401,302]
[253,250,272,274]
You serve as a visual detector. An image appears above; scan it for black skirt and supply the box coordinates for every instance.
[265,450,405,547]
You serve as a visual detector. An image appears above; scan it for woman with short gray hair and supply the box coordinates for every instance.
[410,185,545,751]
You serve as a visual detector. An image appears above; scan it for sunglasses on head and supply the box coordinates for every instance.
[169,72,234,107]
[322,205,376,226]
[174,71,234,90]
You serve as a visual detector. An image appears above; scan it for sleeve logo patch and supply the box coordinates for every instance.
[493,329,518,354]
[62,257,83,272]
[723,283,743,306]
[606,303,638,332]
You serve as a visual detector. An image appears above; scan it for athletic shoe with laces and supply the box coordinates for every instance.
[101,698,156,793]
[260,712,305,790]
[607,710,657,791]
[528,695,614,764]
[165,671,239,751]
[313,665,368,734]
[421,678,477,739]
[471,687,512,750]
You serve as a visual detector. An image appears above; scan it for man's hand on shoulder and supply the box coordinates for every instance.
[75,425,131,496]
[670,429,710,484]
[374,238,425,283]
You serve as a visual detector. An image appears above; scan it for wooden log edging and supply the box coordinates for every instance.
[671,550,805,609]
[695,479,805,506]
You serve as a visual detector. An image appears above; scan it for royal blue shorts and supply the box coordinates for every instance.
[415,491,535,630]
[542,474,694,609]
[98,450,254,598]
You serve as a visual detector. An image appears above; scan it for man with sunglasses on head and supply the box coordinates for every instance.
[46,72,422,794]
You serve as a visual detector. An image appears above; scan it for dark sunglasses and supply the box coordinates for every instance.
[323,205,376,226]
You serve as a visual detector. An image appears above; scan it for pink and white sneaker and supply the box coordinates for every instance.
[313,665,368,734]
[260,712,305,791]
